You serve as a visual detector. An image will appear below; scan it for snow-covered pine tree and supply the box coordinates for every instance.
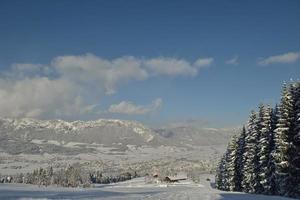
[273,83,295,196]
[215,161,221,189]
[288,81,300,198]
[242,110,260,193]
[226,134,239,191]
[252,105,264,193]
[216,150,231,191]
[216,81,300,198]
[223,149,231,191]
[235,126,246,192]
[215,154,226,190]
[267,105,279,195]
[220,153,229,191]
[257,104,273,194]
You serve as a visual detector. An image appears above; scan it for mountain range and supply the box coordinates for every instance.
[0,117,234,155]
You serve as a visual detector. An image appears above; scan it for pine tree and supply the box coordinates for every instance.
[216,153,229,191]
[242,110,260,193]
[257,104,273,194]
[215,154,225,190]
[288,81,300,198]
[235,126,246,191]
[215,81,300,198]
[254,107,263,193]
[273,83,295,196]
[219,153,229,191]
[223,150,230,191]
[226,134,239,191]
[267,105,278,195]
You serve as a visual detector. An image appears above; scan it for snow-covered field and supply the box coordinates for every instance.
[0,175,297,200]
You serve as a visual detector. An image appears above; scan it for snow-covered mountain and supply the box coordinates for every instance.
[0,117,155,141]
[0,118,153,138]
[0,117,233,155]
[0,117,162,154]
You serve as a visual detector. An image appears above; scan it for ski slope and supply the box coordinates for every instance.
[0,175,297,200]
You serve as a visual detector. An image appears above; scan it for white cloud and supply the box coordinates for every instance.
[144,57,213,77]
[194,57,214,68]
[108,98,162,115]
[0,53,209,119]
[0,77,80,118]
[53,54,148,95]
[258,51,300,66]
[144,57,197,76]
[3,63,52,79]
[225,55,239,65]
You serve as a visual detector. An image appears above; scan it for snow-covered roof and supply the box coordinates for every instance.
[165,173,187,181]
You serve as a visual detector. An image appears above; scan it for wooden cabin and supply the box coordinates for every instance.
[163,174,187,183]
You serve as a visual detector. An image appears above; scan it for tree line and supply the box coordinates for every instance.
[1,163,137,187]
[215,81,300,198]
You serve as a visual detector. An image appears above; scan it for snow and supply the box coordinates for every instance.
[0,175,297,200]
[1,117,152,136]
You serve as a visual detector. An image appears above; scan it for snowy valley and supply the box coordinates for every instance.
[0,117,231,180]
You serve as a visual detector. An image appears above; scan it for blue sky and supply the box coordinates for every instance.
[0,0,299,127]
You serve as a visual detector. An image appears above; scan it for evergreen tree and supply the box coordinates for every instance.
[267,105,279,195]
[226,134,239,191]
[257,104,273,194]
[215,154,227,190]
[216,81,300,198]
[242,110,260,193]
[235,126,246,191]
[273,83,295,196]
[288,82,300,198]
[223,151,230,191]
[215,158,223,189]
[216,148,233,191]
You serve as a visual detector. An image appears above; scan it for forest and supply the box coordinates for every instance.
[216,81,300,198]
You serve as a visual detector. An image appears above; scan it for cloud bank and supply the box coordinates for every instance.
[0,54,210,119]
[258,51,300,66]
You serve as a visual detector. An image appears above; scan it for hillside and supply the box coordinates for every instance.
[0,117,233,176]
[0,117,233,155]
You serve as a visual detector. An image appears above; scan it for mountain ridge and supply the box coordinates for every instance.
[0,117,234,155]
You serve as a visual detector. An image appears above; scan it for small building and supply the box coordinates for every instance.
[163,173,187,183]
